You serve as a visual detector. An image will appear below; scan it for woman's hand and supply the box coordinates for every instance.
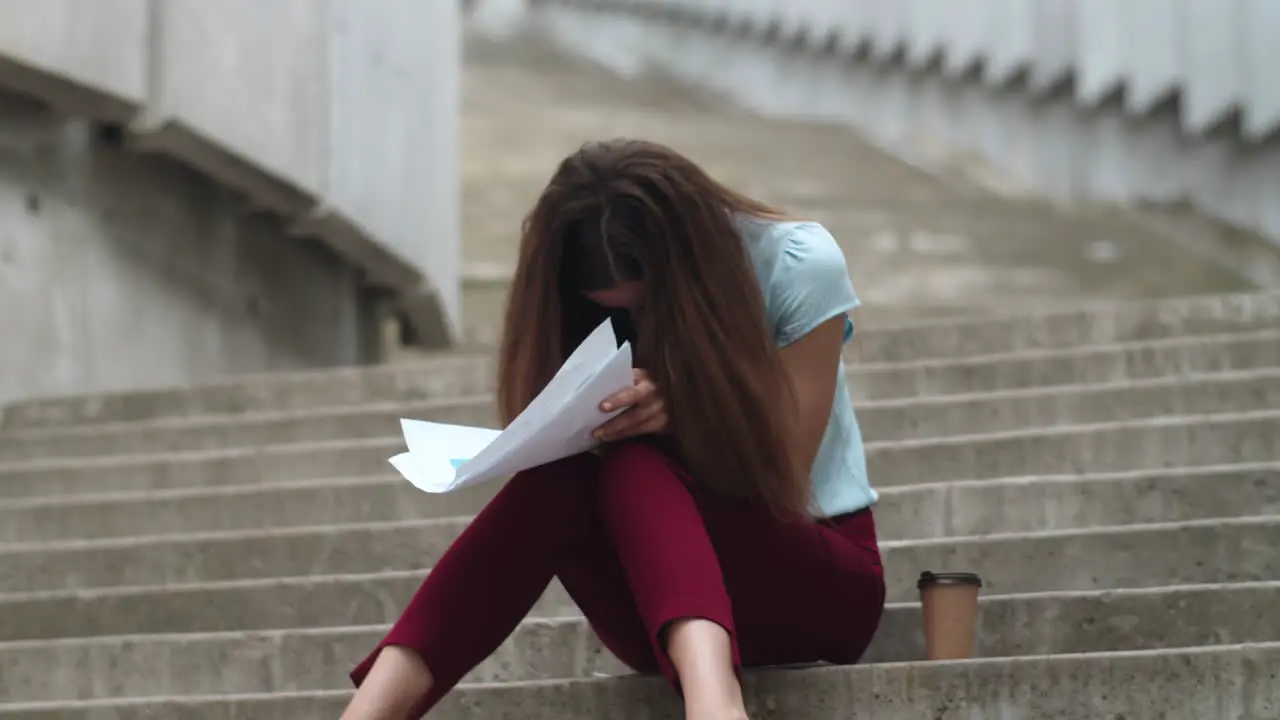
[594,368,669,441]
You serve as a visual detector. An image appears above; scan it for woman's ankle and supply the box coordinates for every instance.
[341,645,433,719]
[664,619,748,720]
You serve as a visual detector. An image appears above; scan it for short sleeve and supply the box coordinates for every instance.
[769,223,861,347]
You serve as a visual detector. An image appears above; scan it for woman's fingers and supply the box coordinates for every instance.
[595,397,666,440]
[630,409,669,437]
[596,369,665,440]
[599,375,657,413]
[599,386,640,412]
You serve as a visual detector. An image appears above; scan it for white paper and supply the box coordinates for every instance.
[389,318,634,493]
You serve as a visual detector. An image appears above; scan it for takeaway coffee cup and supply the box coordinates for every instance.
[917,571,982,660]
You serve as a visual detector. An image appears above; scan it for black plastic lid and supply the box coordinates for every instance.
[917,571,983,589]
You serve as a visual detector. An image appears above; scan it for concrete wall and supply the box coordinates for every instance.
[0,92,381,407]
[0,0,461,406]
[530,0,1280,246]
[129,0,463,338]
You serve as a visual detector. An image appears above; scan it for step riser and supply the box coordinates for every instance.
[870,414,1280,486]
[4,465,1276,544]
[3,517,1274,597]
[0,574,577,643]
[0,356,498,431]
[3,414,1275,499]
[4,294,1277,430]
[861,292,1280,360]
[871,330,1280,401]
[5,369,1278,462]
[5,643,1276,719]
[459,291,1280,366]
[5,584,1275,703]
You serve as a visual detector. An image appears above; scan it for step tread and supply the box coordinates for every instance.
[4,291,1277,430]
[2,514,1274,601]
[2,461,1276,546]
[10,580,1278,649]
[5,408,1277,475]
[5,582,1278,703]
[2,642,1276,718]
[4,364,1277,452]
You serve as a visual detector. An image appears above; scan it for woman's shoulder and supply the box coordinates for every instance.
[734,215,849,284]
[735,215,859,345]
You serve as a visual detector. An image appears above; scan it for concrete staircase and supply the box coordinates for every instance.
[448,30,1275,351]
[1,291,1278,718]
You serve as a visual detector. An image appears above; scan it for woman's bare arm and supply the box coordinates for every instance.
[777,314,846,475]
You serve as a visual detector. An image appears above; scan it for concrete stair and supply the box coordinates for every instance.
[1,291,1279,718]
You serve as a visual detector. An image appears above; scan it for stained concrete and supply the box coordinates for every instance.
[5,583,1279,701]
[0,2,463,409]
[3,643,1277,719]
[0,91,383,411]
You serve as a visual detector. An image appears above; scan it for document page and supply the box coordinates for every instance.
[390,318,634,493]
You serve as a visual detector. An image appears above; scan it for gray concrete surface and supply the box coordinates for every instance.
[0,0,149,121]
[3,461,1275,545]
[0,570,579,643]
[2,410,1276,499]
[5,582,1278,702]
[526,1,1280,256]
[447,27,1277,346]
[0,92,384,411]
[0,1,463,413]
[3,20,1280,718]
[3,513,1276,599]
[3,642,1277,719]
[5,291,1278,429]
[4,367,1277,463]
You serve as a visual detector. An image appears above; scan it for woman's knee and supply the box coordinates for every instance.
[597,440,689,506]
[499,452,601,514]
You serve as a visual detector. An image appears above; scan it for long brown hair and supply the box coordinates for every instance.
[497,139,808,516]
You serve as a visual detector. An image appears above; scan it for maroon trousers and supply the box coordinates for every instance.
[350,440,886,716]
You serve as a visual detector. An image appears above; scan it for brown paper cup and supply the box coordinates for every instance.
[917,571,982,660]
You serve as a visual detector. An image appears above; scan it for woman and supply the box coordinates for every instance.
[341,139,884,719]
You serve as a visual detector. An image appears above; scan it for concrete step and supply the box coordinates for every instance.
[868,410,1280,486]
[4,582,1275,703]
[2,513,1275,597]
[3,461,1276,544]
[3,292,1276,430]
[3,410,1276,500]
[0,570,578,643]
[3,641,1275,719]
[4,367,1279,462]
[3,498,1274,640]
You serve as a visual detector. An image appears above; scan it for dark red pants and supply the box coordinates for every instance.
[350,440,886,716]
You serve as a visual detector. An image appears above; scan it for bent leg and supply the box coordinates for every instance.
[555,526,661,677]
[595,441,885,682]
[707,504,885,669]
[348,453,601,716]
[595,441,741,685]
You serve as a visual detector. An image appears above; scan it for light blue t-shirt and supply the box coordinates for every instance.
[736,214,879,518]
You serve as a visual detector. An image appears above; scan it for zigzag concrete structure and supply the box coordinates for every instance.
[530,0,1280,249]
[1,291,1278,718]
